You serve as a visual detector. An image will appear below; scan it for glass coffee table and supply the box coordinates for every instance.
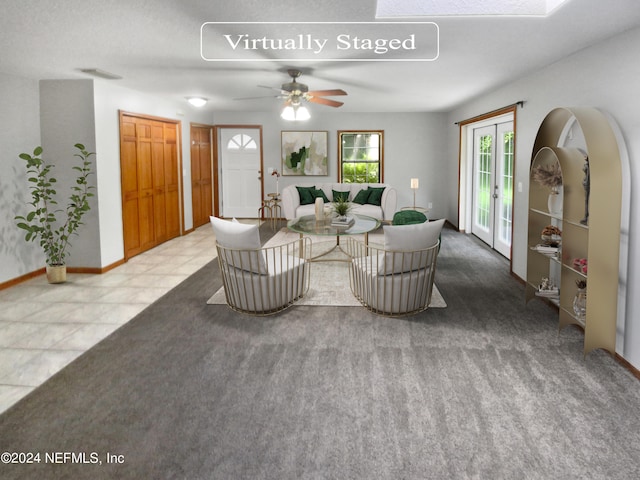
[287,214,381,261]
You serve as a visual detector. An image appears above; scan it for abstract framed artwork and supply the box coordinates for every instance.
[281,130,328,176]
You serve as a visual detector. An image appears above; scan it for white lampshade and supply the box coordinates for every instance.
[411,178,419,189]
[281,105,310,121]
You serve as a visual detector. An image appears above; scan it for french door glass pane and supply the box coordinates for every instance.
[499,131,514,245]
[476,134,492,230]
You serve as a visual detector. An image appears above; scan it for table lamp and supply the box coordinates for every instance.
[411,178,419,209]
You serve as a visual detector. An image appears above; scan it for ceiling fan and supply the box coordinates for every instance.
[237,69,347,109]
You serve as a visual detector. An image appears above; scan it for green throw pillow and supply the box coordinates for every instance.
[352,188,370,205]
[366,187,386,206]
[392,210,428,225]
[296,186,316,205]
[332,189,350,203]
[314,188,329,202]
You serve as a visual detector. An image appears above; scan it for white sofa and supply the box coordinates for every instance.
[281,183,397,221]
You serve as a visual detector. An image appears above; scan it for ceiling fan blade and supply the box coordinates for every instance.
[233,95,284,101]
[257,85,285,92]
[306,96,344,108]
[306,89,347,97]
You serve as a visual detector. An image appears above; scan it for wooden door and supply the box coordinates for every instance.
[120,113,182,260]
[190,125,213,228]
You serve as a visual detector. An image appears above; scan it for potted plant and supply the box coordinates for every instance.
[15,144,95,283]
[331,196,351,219]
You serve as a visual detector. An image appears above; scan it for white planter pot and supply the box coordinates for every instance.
[547,188,563,215]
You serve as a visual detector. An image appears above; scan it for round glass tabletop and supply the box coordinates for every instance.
[287,214,381,237]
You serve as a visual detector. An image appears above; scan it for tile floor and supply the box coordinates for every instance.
[0,221,249,415]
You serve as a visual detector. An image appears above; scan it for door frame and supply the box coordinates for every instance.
[214,124,264,219]
[458,105,517,269]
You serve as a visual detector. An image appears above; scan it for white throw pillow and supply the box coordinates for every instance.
[210,216,268,274]
[378,219,445,275]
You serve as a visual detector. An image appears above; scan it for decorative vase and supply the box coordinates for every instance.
[46,264,67,284]
[573,287,587,319]
[315,197,324,221]
[547,186,563,215]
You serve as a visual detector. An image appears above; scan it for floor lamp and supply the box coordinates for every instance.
[411,178,419,209]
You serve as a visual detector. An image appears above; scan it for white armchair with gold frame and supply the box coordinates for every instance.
[347,219,444,316]
[210,217,311,315]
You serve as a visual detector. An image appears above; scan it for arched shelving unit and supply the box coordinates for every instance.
[526,107,624,356]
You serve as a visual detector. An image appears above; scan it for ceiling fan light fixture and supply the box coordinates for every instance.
[186,96,208,107]
[281,105,310,121]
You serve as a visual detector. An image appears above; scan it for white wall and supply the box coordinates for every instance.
[40,79,101,268]
[212,110,449,218]
[0,73,43,282]
[446,26,640,367]
[0,75,213,283]
[92,80,212,268]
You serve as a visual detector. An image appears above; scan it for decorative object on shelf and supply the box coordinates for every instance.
[536,277,559,298]
[532,162,563,215]
[281,131,328,176]
[580,153,590,225]
[271,169,281,196]
[541,225,562,246]
[15,144,95,284]
[573,258,588,274]
[573,279,587,319]
[531,244,559,256]
[410,178,419,209]
[547,186,563,215]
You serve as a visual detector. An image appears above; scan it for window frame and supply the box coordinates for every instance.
[337,130,384,183]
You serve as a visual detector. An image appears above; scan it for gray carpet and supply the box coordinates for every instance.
[1,224,639,479]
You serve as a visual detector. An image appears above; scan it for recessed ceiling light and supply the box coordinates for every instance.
[78,68,122,80]
[376,0,571,17]
[186,97,208,107]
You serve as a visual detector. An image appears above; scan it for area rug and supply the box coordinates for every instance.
[207,228,446,308]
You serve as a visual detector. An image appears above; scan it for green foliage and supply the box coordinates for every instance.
[331,196,352,217]
[15,144,95,266]
[341,162,379,183]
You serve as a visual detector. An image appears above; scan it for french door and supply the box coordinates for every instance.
[471,121,514,258]
[217,127,263,218]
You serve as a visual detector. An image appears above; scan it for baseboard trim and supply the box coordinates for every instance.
[0,268,46,291]
[0,259,127,291]
[615,354,640,381]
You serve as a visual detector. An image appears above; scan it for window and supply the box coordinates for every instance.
[338,131,384,183]
[227,134,257,151]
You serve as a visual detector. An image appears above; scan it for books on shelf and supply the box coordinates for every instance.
[531,244,559,255]
[535,288,559,298]
[331,215,355,227]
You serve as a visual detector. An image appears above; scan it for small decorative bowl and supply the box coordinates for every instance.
[541,234,562,246]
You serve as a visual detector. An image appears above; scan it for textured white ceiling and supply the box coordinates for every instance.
[1,0,639,113]
[376,0,571,17]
